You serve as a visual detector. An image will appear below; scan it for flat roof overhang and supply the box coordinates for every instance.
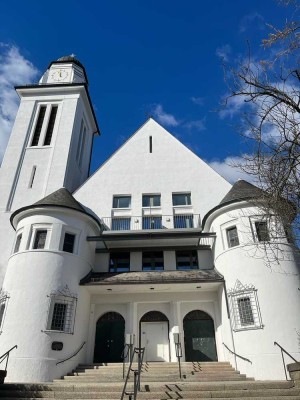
[87,230,216,250]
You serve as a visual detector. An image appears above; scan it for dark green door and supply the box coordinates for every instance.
[183,310,217,361]
[94,312,125,363]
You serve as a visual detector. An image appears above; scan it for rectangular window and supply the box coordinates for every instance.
[33,230,47,249]
[172,193,191,206]
[113,196,131,208]
[63,233,76,253]
[0,303,5,330]
[109,252,130,272]
[28,166,37,188]
[176,250,198,270]
[227,226,239,248]
[255,221,270,242]
[142,216,162,229]
[51,303,67,331]
[76,120,86,167]
[142,194,161,207]
[142,251,164,271]
[237,297,255,326]
[111,217,131,231]
[174,215,194,228]
[43,106,58,145]
[0,292,9,332]
[31,106,46,146]
[14,233,22,253]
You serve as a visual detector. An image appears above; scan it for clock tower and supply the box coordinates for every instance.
[0,55,99,285]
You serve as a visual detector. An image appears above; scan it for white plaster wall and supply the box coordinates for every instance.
[0,208,98,382]
[74,119,232,222]
[206,204,300,380]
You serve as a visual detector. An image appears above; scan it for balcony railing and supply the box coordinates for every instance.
[101,214,201,231]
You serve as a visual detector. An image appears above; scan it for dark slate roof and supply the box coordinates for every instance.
[219,179,264,206]
[10,188,101,229]
[80,270,224,285]
[33,188,85,211]
[56,55,84,69]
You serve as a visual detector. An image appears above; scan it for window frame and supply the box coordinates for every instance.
[226,226,240,248]
[142,194,161,208]
[142,251,164,271]
[176,250,199,270]
[62,232,76,253]
[29,103,59,148]
[109,252,130,272]
[112,195,131,209]
[0,290,9,334]
[172,193,192,207]
[13,230,23,253]
[28,224,52,251]
[59,226,80,254]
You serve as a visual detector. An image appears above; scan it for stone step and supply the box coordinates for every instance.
[55,377,251,383]
[1,388,300,398]
[0,397,299,400]
[73,367,236,374]
[70,370,239,377]
[78,362,232,368]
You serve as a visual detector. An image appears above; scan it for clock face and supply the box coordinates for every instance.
[51,69,69,82]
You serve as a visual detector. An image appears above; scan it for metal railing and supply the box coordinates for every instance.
[122,343,134,379]
[121,347,145,400]
[222,342,252,364]
[101,214,201,231]
[274,341,300,380]
[175,341,183,379]
[0,345,17,372]
[56,341,86,365]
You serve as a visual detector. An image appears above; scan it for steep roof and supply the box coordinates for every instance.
[10,188,100,229]
[33,188,85,211]
[219,179,264,206]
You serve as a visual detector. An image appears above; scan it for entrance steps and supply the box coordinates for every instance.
[0,362,299,399]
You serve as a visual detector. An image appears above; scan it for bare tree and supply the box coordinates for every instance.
[224,0,300,254]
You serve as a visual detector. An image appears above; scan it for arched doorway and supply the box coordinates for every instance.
[94,312,125,363]
[140,311,170,362]
[183,310,217,362]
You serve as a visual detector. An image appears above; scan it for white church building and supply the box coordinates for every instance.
[0,56,299,383]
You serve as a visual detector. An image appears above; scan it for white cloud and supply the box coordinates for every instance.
[209,155,257,184]
[219,94,248,119]
[0,44,39,162]
[216,44,231,62]
[152,104,180,127]
[191,96,204,106]
[240,13,265,33]
[183,119,206,131]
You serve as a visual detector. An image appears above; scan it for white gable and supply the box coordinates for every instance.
[74,118,232,221]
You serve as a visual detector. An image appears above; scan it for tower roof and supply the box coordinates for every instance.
[219,179,264,206]
[56,55,85,69]
[10,188,100,229]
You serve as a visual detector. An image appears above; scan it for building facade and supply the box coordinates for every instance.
[0,56,299,383]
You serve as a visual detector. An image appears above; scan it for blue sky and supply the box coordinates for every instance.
[0,0,292,182]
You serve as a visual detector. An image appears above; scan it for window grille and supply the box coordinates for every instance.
[0,290,9,333]
[46,286,77,334]
[226,226,239,248]
[228,280,263,331]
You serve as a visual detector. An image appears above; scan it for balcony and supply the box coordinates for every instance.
[101,214,201,231]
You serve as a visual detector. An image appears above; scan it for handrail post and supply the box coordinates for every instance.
[281,348,288,381]
[0,345,18,372]
[274,341,300,381]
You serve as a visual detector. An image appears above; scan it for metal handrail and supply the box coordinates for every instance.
[222,342,252,364]
[121,347,145,400]
[175,342,183,379]
[274,341,300,380]
[0,345,17,372]
[122,344,133,379]
[56,341,86,365]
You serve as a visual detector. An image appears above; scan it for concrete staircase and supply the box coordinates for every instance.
[0,362,299,399]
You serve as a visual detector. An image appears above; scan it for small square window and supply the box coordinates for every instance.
[227,226,239,248]
[142,194,161,207]
[113,196,131,208]
[172,193,191,206]
[255,221,270,242]
[14,233,22,253]
[63,233,76,253]
[176,250,198,270]
[109,252,130,272]
[33,230,47,249]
